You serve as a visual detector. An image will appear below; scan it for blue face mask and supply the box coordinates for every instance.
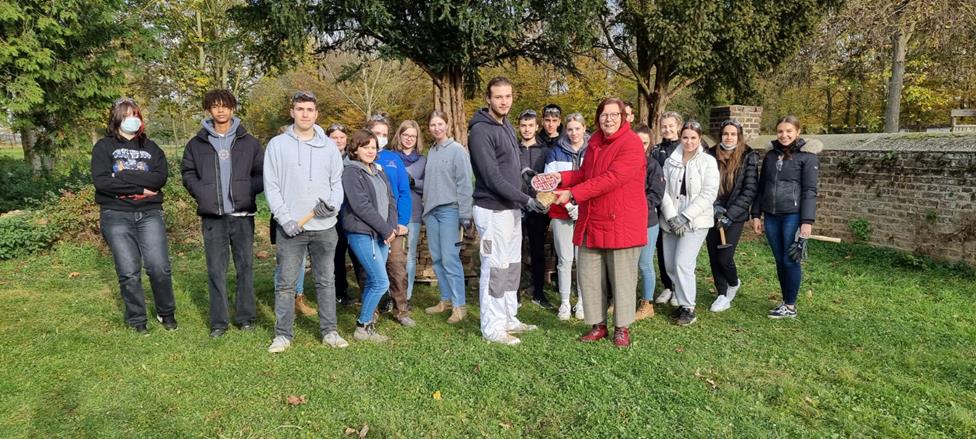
[120,117,142,134]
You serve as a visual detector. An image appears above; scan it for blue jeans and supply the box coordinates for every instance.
[637,224,660,301]
[406,222,421,300]
[425,205,465,306]
[99,208,176,326]
[764,213,802,305]
[274,253,306,295]
[347,233,390,324]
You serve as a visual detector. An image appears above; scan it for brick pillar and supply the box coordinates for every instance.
[710,105,763,142]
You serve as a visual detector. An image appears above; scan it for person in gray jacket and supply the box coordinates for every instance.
[264,91,346,353]
[422,110,474,324]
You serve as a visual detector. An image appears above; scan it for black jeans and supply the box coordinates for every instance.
[100,208,176,326]
[656,231,673,291]
[523,211,551,300]
[334,220,363,299]
[705,220,745,295]
[202,215,256,329]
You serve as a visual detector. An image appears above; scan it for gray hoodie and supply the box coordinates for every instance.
[422,138,474,220]
[263,124,344,231]
[202,117,242,214]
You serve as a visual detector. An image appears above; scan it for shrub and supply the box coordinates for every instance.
[0,210,62,260]
[848,218,872,243]
[0,157,89,213]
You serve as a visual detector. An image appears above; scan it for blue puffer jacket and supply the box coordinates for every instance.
[376,149,412,226]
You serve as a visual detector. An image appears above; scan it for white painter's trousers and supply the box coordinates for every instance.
[474,206,524,339]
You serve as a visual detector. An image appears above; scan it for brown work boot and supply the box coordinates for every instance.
[425,300,450,314]
[447,306,466,324]
[295,295,316,317]
[634,299,655,321]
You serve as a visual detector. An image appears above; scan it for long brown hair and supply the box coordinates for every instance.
[717,119,746,196]
[107,98,147,146]
[391,120,424,154]
[776,115,801,160]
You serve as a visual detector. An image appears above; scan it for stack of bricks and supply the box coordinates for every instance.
[709,105,763,142]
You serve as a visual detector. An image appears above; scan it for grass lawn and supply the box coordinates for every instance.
[0,232,974,438]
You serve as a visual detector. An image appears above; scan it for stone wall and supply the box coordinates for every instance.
[751,133,976,265]
[709,105,763,141]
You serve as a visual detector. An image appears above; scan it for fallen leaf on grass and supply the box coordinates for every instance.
[675,345,685,353]
[705,379,718,390]
[499,421,513,430]
[472,363,481,374]
[804,396,816,405]
[286,395,306,405]
[768,293,779,300]
[432,390,442,400]
[806,290,813,298]
[344,425,369,438]
[68,272,81,279]
[256,250,270,259]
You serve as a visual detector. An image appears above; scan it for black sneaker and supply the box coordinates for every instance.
[133,324,149,335]
[157,314,178,331]
[768,303,797,319]
[239,322,255,331]
[381,299,394,313]
[670,305,684,320]
[531,296,555,310]
[676,308,697,326]
[210,328,226,338]
[336,292,352,305]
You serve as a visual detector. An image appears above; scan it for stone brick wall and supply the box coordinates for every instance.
[709,105,763,141]
[751,133,976,265]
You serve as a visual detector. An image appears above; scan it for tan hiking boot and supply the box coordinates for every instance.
[635,299,655,321]
[447,306,466,324]
[425,300,451,314]
[295,295,316,317]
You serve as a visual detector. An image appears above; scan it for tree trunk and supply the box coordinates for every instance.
[431,68,467,146]
[825,89,834,134]
[635,36,654,129]
[647,62,674,142]
[884,26,910,133]
[21,127,54,176]
[844,89,853,133]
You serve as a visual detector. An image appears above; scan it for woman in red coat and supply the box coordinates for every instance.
[550,97,647,347]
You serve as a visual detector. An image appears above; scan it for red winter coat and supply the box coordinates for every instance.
[559,121,648,249]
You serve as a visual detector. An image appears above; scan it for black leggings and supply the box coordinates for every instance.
[656,232,673,290]
[705,220,744,295]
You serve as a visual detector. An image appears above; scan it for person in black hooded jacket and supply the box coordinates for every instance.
[92,98,176,334]
[751,115,821,319]
[704,119,759,313]
[181,90,264,337]
[649,111,683,305]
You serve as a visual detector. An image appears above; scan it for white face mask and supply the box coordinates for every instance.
[377,136,388,149]
[120,116,142,134]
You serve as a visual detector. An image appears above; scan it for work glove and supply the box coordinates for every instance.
[788,236,809,262]
[281,220,302,238]
[566,202,579,221]
[526,197,548,214]
[713,205,728,222]
[521,167,538,186]
[313,198,337,218]
[667,215,691,236]
[717,214,733,229]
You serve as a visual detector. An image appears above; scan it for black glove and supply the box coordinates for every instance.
[788,237,809,262]
[408,174,416,189]
[281,220,302,238]
[717,214,733,229]
[713,205,728,222]
[313,198,337,218]
[461,218,474,236]
[667,215,690,236]
[521,167,538,186]
[526,197,548,214]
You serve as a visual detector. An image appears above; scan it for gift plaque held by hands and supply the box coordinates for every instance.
[531,173,560,207]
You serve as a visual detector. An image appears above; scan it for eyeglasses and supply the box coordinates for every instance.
[400,133,418,139]
[519,109,537,120]
[599,112,621,121]
[292,90,316,102]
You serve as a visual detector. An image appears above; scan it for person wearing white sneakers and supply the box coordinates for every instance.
[705,119,759,313]
[650,112,683,306]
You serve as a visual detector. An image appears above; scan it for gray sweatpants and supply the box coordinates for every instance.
[578,243,641,328]
[662,229,708,308]
[551,218,581,304]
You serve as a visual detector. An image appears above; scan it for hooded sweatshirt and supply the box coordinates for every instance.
[204,117,241,214]
[468,108,531,210]
[181,119,264,217]
[91,134,168,212]
[263,124,344,231]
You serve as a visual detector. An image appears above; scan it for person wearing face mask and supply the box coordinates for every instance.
[180,89,264,338]
[92,98,176,335]
[752,115,821,319]
[365,117,414,327]
[650,111,683,306]
[660,121,720,326]
[704,119,759,313]
[543,113,589,321]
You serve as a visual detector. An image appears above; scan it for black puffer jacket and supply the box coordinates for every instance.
[181,124,264,216]
[650,138,680,168]
[707,145,760,222]
[751,139,821,224]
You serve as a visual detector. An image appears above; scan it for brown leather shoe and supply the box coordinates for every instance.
[613,326,631,348]
[579,323,609,342]
[425,300,450,314]
[635,299,655,321]
[295,295,316,317]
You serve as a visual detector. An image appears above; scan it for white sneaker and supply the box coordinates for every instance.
[655,288,673,304]
[710,295,731,313]
[268,336,291,353]
[558,303,571,320]
[486,333,521,345]
[322,331,349,348]
[669,296,679,307]
[574,302,585,320]
[506,322,538,334]
[727,280,741,301]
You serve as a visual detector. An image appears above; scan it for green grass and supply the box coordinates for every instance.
[0,234,974,438]
[0,147,23,160]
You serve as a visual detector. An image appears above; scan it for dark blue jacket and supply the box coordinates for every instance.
[377,149,412,226]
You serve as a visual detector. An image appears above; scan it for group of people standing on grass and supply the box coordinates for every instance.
[90,75,820,351]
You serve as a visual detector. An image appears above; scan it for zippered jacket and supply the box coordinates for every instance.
[751,139,821,224]
[181,122,264,217]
